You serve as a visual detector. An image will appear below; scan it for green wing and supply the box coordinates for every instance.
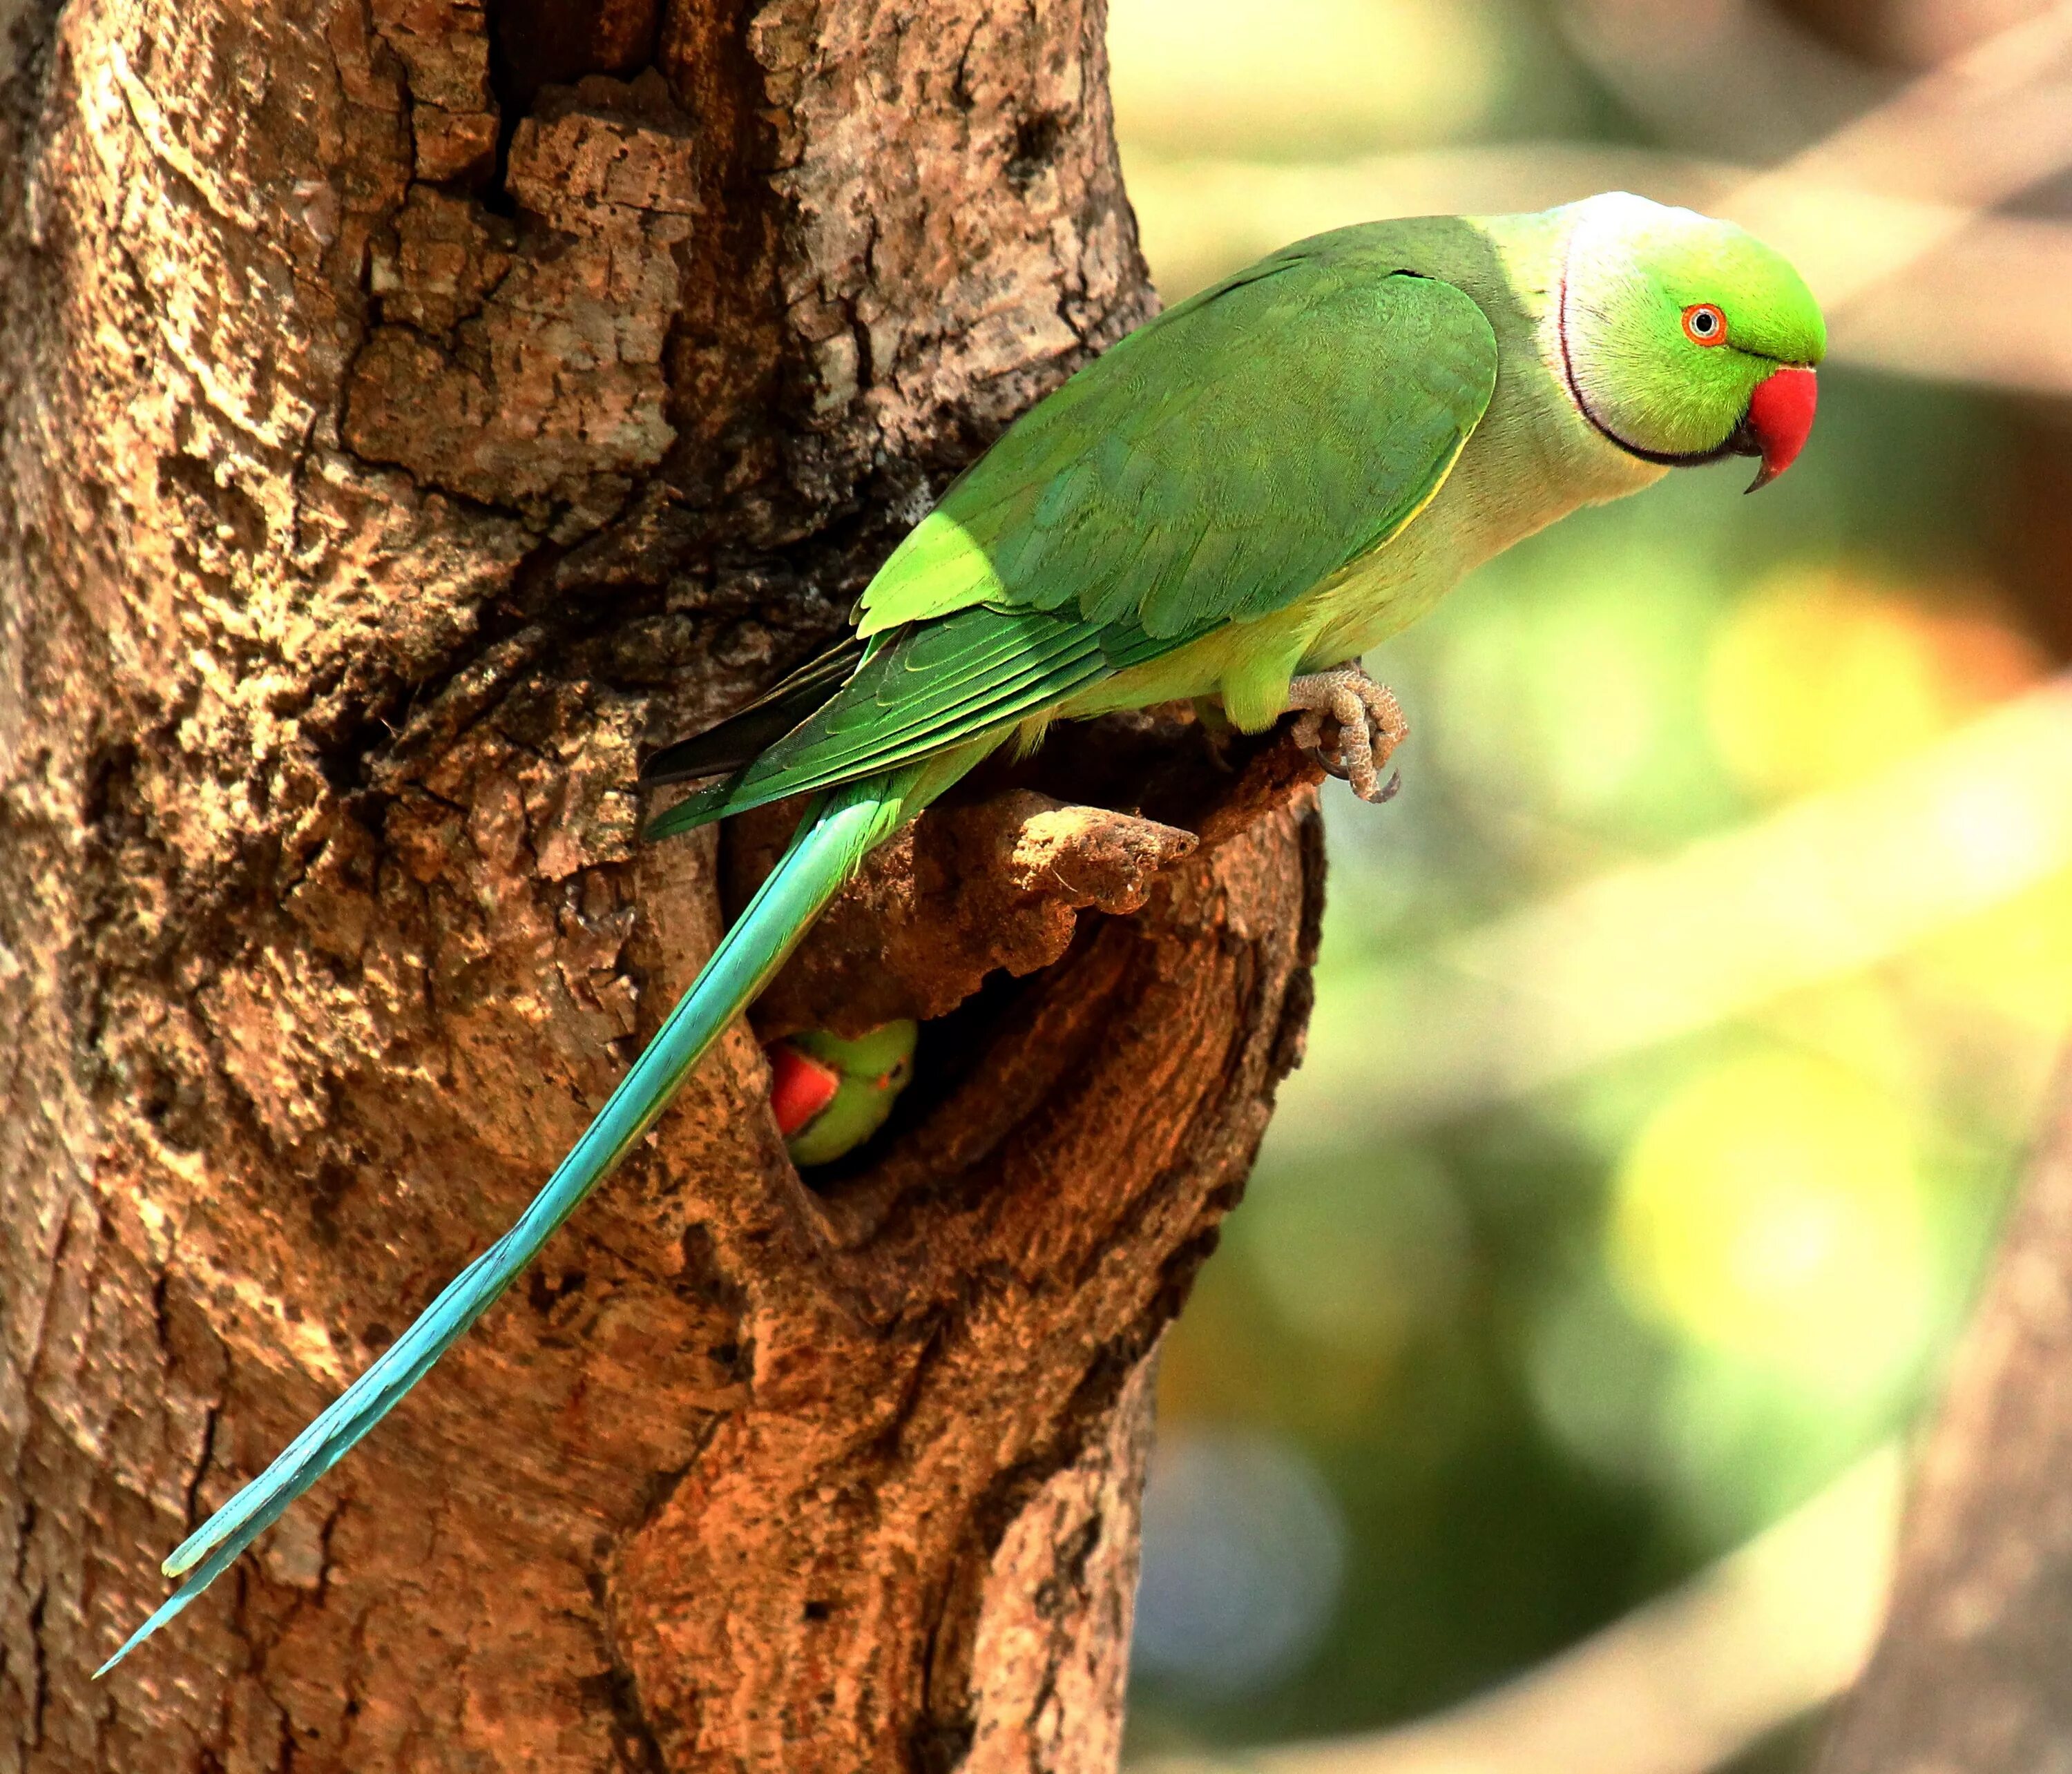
[645,606,1173,836]
[858,238,1499,640]
[649,235,1497,839]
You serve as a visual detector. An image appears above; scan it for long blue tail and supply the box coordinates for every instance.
[98,769,929,1675]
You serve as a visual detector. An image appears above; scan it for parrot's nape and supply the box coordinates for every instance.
[99,191,1823,1674]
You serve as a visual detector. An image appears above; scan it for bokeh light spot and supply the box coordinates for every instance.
[1132,1428,1350,1698]
[1707,566,2044,800]
[1609,1049,1935,1393]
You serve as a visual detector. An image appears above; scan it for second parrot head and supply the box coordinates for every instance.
[767,1019,919,1167]
[1553,193,1825,492]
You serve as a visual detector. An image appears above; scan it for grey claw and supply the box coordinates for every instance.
[1285,665,1408,809]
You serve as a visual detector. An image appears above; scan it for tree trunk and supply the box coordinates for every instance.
[0,1,1323,1768]
[1816,1050,2072,1774]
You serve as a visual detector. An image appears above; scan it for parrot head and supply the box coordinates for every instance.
[767,1019,919,1166]
[1552,192,1825,492]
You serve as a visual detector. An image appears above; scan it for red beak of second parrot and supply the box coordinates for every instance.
[1740,365,1818,492]
[768,1042,841,1135]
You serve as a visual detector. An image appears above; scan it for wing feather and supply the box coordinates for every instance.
[645,608,1167,839]
[858,243,1498,642]
[640,634,867,785]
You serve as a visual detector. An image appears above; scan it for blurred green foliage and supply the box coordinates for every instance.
[1109,6,2069,1757]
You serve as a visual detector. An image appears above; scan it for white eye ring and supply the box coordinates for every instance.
[1682,303,1727,346]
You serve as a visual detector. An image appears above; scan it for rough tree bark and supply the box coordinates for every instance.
[1816,1050,2072,1774]
[0,1,1324,1769]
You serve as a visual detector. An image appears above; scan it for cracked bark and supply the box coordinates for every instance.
[0,0,1323,1770]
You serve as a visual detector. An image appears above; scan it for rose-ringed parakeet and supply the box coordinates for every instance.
[102,191,1823,1670]
[767,1020,919,1165]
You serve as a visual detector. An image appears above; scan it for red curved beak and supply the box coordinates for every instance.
[1743,365,1819,492]
[768,1041,841,1136]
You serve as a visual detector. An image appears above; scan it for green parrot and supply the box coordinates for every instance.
[102,191,1823,1671]
[767,1020,919,1165]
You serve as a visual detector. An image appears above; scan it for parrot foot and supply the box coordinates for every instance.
[1286,666,1407,804]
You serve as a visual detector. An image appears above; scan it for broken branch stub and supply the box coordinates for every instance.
[729,714,1325,1041]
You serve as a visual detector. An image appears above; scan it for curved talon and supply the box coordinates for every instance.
[1284,665,1408,804]
[1304,742,1356,786]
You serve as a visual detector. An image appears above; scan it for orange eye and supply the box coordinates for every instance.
[1682,303,1728,346]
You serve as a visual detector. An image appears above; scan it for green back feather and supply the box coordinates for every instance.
[860,253,1498,641]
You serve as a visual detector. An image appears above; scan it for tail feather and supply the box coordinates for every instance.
[97,768,932,1677]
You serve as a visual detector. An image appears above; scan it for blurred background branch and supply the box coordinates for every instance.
[1297,675,2072,1137]
[1810,1052,2072,1774]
